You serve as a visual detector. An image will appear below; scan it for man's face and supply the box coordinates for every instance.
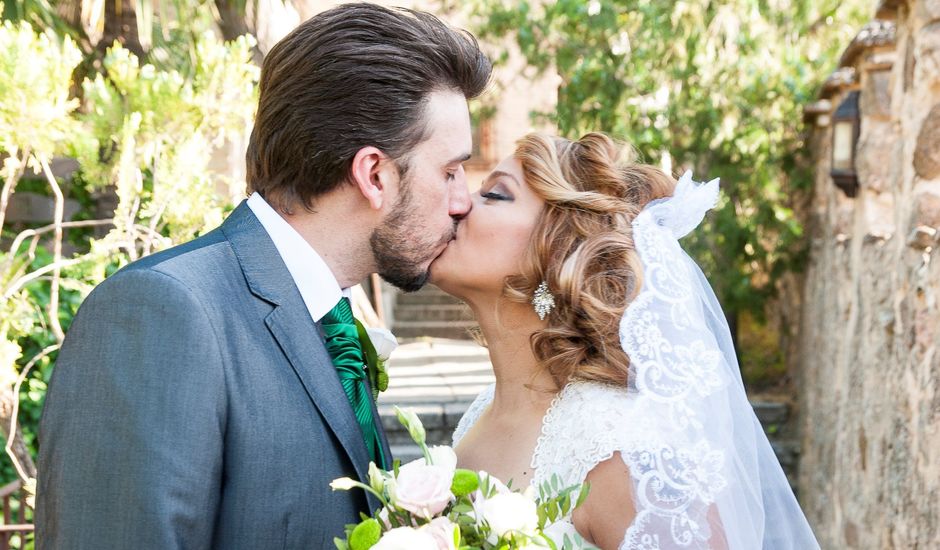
[371,89,473,291]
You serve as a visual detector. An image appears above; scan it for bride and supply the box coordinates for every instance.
[429,132,820,549]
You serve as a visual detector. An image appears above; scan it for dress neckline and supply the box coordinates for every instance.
[455,381,586,488]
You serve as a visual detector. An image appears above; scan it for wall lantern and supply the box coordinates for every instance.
[830,90,861,197]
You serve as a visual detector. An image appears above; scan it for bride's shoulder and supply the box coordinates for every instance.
[549,379,635,419]
[534,380,645,487]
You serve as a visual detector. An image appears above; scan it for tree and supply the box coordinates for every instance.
[465,0,871,337]
[0,19,258,494]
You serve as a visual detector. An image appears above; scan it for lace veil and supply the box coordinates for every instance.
[618,172,819,549]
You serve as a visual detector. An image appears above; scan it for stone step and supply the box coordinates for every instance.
[395,291,464,306]
[392,320,479,340]
[390,444,424,465]
[380,404,795,432]
[380,399,796,450]
[752,401,789,431]
[394,304,475,322]
[381,402,799,488]
[377,402,471,433]
[376,338,798,487]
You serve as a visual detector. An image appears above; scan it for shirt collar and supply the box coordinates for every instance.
[247,192,349,322]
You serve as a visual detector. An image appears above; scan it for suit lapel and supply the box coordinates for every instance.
[364,376,393,468]
[222,202,372,485]
[265,307,372,482]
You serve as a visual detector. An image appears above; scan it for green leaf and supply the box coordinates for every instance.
[355,318,382,399]
[575,482,591,508]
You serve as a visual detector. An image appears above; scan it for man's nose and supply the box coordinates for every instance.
[449,171,472,218]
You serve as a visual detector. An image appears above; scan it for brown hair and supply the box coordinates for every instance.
[508,133,676,388]
[246,3,492,213]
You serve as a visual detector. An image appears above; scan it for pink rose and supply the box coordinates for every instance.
[422,517,458,550]
[390,460,454,519]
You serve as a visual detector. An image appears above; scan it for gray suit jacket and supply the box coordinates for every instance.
[37,202,391,549]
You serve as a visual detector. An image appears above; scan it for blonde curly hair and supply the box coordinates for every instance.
[506,132,676,388]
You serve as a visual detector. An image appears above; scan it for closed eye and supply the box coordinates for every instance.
[481,191,511,201]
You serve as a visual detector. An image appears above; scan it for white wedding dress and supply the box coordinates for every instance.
[453,380,666,548]
[451,173,820,549]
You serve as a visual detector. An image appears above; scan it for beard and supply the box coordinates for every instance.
[370,180,457,292]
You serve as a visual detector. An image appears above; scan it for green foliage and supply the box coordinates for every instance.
[737,311,788,390]
[333,414,593,549]
[0,21,81,172]
[465,0,870,322]
[0,19,259,486]
[80,31,258,244]
[535,476,589,530]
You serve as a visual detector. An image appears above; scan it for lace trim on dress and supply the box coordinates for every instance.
[451,383,495,447]
[529,381,635,490]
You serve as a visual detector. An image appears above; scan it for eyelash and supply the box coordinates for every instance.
[481,191,510,201]
[446,172,456,181]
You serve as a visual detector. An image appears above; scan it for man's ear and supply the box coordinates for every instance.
[350,146,397,211]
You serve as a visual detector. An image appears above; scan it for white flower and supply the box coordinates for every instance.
[422,517,459,550]
[587,0,601,16]
[394,406,426,446]
[368,461,387,493]
[541,521,581,547]
[372,526,438,550]
[389,460,454,518]
[479,471,512,495]
[428,445,457,471]
[366,327,399,361]
[329,477,357,491]
[610,30,631,57]
[481,492,539,538]
[377,507,391,530]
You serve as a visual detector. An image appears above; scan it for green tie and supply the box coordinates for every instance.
[321,297,386,469]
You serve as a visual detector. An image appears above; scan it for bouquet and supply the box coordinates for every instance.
[331,407,594,550]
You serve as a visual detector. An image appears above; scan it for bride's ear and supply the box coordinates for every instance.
[350,146,394,211]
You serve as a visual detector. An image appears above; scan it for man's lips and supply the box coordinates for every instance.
[428,231,459,267]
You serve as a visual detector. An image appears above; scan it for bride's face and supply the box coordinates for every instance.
[430,155,545,297]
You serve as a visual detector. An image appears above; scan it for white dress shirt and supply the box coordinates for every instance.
[247,192,350,323]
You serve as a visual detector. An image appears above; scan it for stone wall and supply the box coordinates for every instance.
[798,1,939,548]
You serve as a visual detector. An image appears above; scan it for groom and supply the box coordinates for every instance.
[36,4,490,548]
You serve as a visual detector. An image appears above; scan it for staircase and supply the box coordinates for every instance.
[391,285,477,340]
[377,339,494,463]
[382,285,802,489]
[376,339,801,490]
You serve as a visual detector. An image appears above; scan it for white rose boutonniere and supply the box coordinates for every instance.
[366,327,398,361]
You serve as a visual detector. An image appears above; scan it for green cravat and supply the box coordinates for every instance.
[321,297,386,468]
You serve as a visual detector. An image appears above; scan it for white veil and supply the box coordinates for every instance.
[617,172,819,549]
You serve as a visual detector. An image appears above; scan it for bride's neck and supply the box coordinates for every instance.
[466,294,558,413]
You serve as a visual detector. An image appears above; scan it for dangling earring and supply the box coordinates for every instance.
[532,281,555,321]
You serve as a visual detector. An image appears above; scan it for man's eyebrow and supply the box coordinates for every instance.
[446,152,472,165]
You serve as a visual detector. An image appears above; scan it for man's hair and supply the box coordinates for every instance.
[246,3,492,213]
